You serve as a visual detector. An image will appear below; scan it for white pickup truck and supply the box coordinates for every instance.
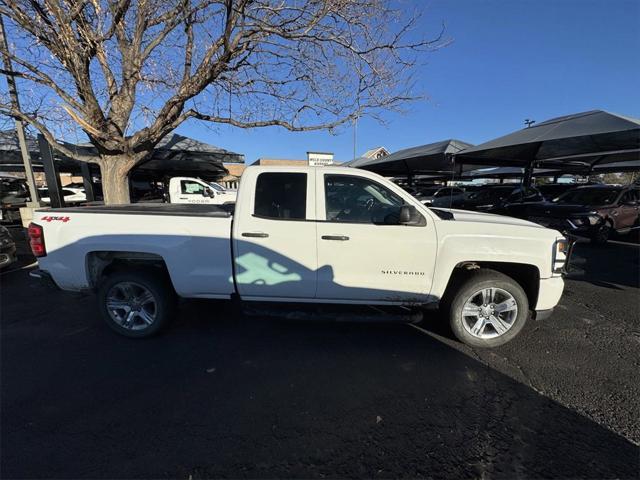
[166,177,237,205]
[29,166,569,347]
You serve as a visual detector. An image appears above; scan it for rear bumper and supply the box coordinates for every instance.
[29,269,60,290]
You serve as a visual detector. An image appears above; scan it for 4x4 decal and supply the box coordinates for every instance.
[41,216,70,223]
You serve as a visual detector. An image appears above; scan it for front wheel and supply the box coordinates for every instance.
[97,270,176,338]
[448,270,529,348]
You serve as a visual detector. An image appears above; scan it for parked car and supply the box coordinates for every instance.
[1,176,29,224]
[0,225,17,268]
[487,186,548,218]
[418,186,466,206]
[29,166,568,348]
[450,185,518,211]
[166,177,237,205]
[38,187,87,205]
[537,183,581,201]
[525,185,640,243]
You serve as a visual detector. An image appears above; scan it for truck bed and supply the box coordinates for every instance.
[33,202,235,297]
[39,203,233,218]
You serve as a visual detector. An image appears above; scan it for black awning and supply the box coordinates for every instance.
[348,139,474,176]
[0,130,243,179]
[454,110,640,171]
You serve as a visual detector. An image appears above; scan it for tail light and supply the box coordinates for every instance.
[28,222,46,257]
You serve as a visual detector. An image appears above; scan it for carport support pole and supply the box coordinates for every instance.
[523,161,534,188]
[80,162,95,202]
[0,15,39,207]
[37,134,65,208]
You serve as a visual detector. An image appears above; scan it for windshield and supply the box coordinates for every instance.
[209,182,225,192]
[554,188,620,205]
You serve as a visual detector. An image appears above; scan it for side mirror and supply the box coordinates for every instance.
[399,205,413,224]
[202,188,214,197]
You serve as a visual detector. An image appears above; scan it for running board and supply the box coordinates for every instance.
[241,303,424,324]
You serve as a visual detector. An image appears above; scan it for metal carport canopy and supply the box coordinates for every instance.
[460,166,566,179]
[347,139,474,176]
[0,130,89,174]
[454,110,640,171]
[0,131,244,180]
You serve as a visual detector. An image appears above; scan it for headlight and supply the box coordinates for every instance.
[587,215,601,225]
[552,238,569,274]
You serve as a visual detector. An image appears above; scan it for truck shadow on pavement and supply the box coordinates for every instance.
[1,270,638,479]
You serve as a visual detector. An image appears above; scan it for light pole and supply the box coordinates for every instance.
[352,115,358,161]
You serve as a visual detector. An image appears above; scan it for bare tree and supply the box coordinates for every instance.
[0,0,446,204]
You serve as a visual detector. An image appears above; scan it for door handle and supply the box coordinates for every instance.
[242,232,269,238]
[321,235,349,241]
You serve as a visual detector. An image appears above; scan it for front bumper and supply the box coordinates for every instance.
[536,276,565,311]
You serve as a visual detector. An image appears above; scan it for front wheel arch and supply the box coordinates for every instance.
[441,262,539,311]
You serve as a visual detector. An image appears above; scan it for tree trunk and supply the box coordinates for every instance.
[99,155,136,205]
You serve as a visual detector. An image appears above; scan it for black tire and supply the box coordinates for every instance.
[447,269,529,348]
[591,221,611,244]
[97,269,176,338]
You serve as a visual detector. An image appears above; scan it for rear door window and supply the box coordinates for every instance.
[254,173,307,220]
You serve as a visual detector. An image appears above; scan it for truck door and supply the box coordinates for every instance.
[315,173,437,303]
[172,178,213,204]
[233,170,317,299]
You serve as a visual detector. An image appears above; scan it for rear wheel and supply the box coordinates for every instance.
[448,269,529,348]
[97,270,176,338]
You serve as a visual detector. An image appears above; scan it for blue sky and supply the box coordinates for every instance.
[179,0,640,164]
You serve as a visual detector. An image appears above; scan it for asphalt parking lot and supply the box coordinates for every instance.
[1,228,639,479]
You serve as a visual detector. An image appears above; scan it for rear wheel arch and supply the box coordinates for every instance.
[85,251,175,292]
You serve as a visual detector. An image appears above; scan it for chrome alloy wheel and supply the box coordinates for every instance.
[461,287,518,339]
[105,281,157,331]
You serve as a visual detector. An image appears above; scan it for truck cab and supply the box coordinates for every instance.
[167,177,237,205]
